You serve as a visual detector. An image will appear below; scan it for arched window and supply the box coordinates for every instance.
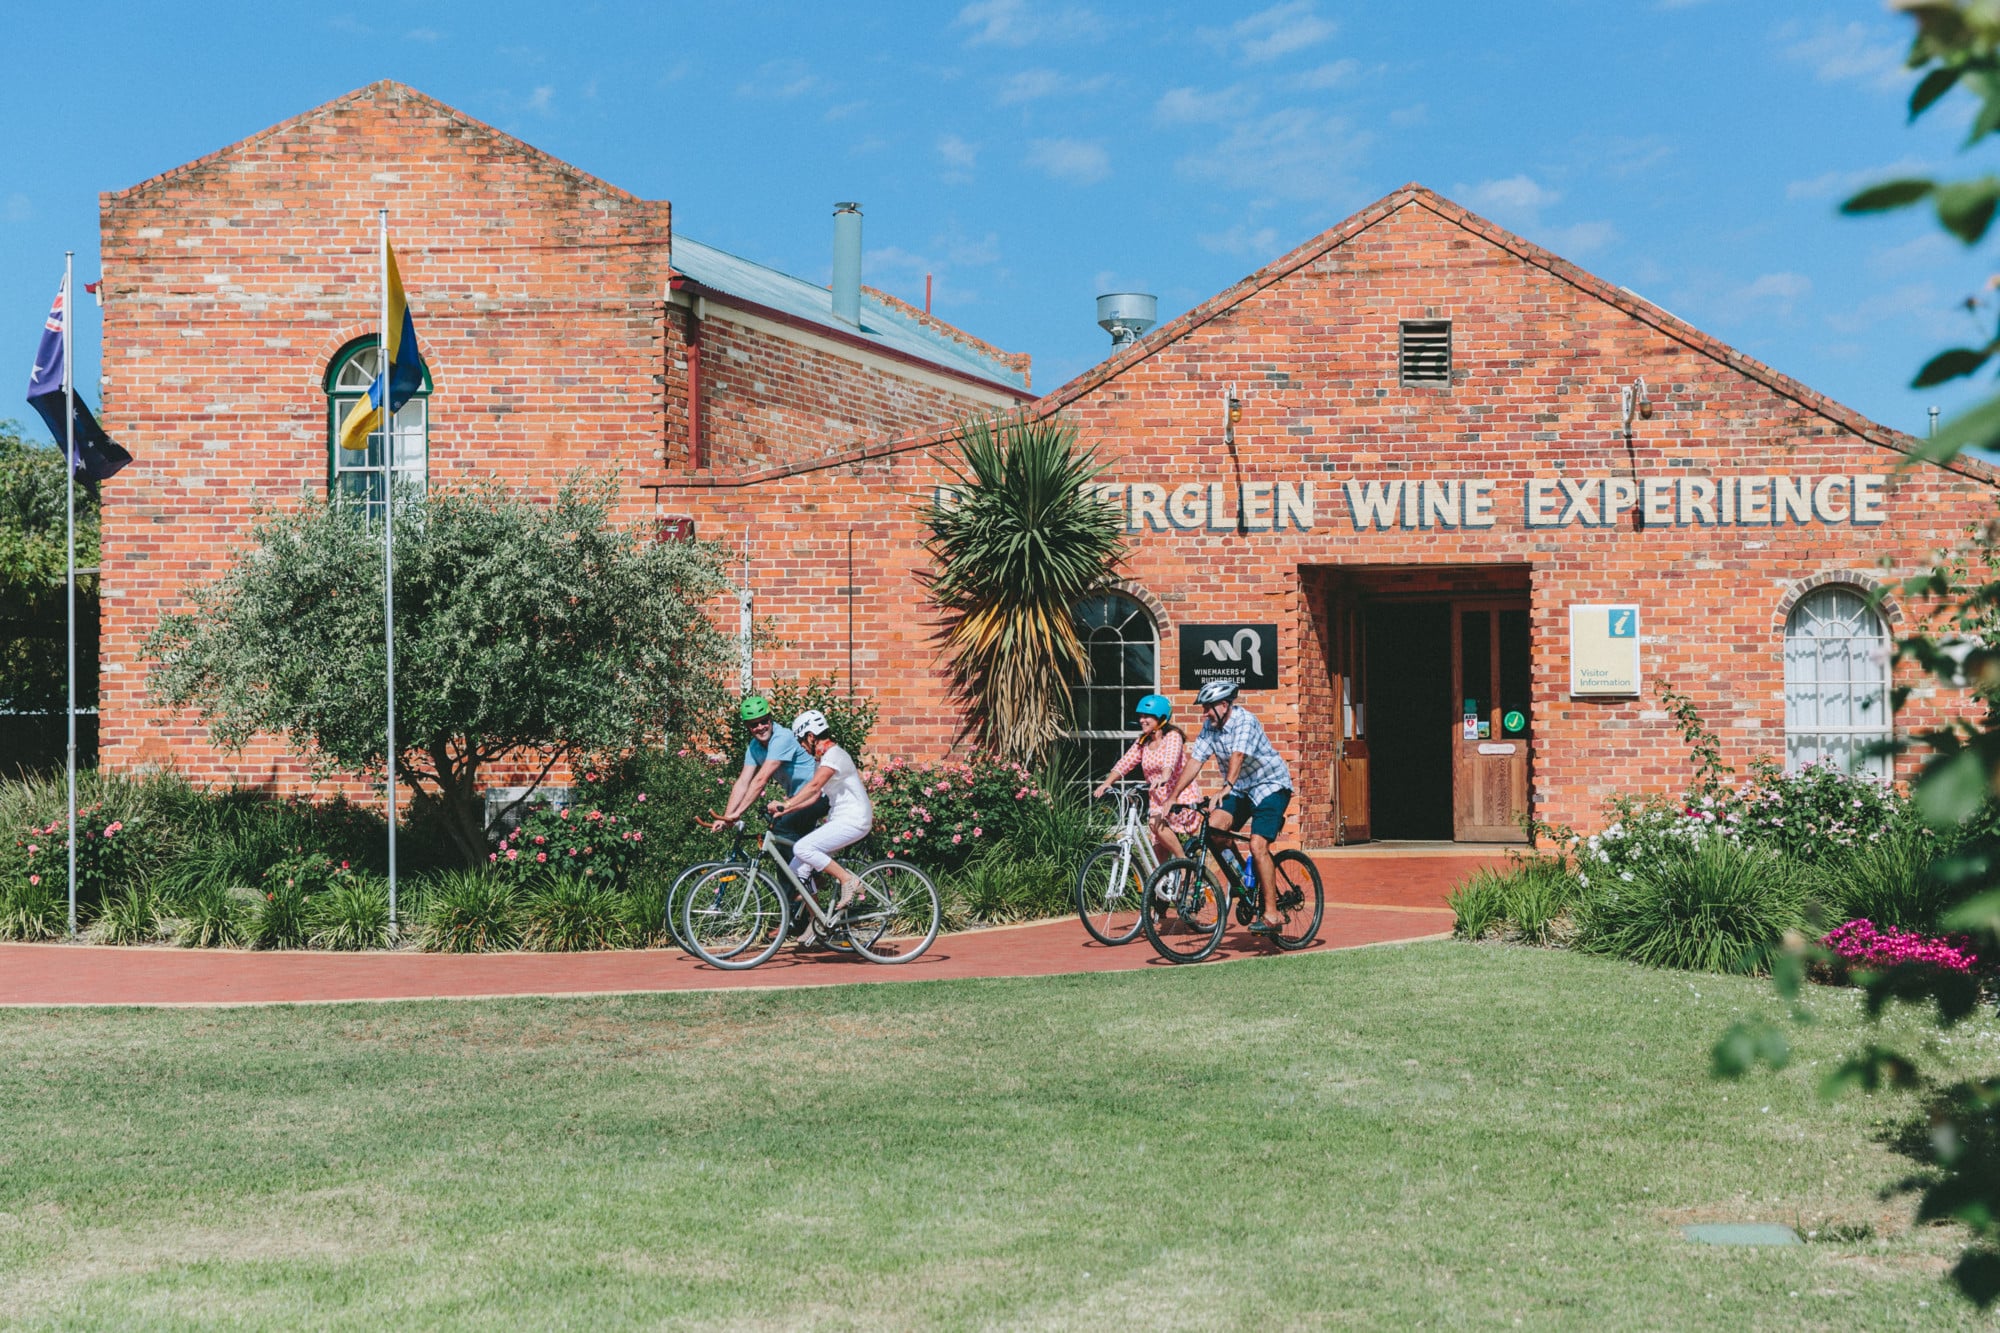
[1784,585,1892,779]
[326,338,430,522]
[1065,592,1159,779]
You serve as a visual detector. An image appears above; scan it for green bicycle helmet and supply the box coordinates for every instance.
[739,694,773,722]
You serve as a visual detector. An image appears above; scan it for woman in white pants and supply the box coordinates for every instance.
[768,709,874,917]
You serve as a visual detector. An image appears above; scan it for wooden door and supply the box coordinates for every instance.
[1327,586,1370,843]
[1451,602,1531,842]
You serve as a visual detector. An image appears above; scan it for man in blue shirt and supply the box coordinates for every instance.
[1169,678,1294,934]
[707,695,828,838]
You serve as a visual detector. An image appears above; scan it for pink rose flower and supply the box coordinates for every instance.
[506,849,519,860]
[489,853,498,863]
[28,874,39,886]
[536,852,547,863]
[637,793,648,802]
[952,834,962,844]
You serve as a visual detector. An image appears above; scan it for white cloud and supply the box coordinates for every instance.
[1779,20,1907,92]
[3,193,30,224]
[938,135,979,170]
[824,100,869,121]
[1785,157,1933,202]
[1823,281,1953,338]
[1154,84,1257,125]
[404,27,441,42]
[738,59,819,100]
[1540,220,1618,256]
[1869,230,1955,275]
[1175,108,1370,207]
[1388,103,1428,128]
[1198,224,1282,258]
[996,68,1111,104]
[527,85,555,114]
[1228,2,1335,63]
[1454,174,1561,225]
[1285,59,1358,91]
[957,0,1103,48]
[1026,137,1110,185]
[1739,271,1813,317]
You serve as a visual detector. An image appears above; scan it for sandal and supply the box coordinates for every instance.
[1246,919,1282,936]
[833,886,867,915]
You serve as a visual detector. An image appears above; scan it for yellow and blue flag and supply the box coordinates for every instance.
[338,242,429,453]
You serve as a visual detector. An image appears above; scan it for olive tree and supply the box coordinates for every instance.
[147,472,735,866]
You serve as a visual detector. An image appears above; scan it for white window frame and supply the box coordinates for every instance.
[1067,592,1160,775]
[326,340,429,524]
[1783,585,1892,779]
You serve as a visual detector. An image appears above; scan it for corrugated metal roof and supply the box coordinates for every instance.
[671,236,1028,392]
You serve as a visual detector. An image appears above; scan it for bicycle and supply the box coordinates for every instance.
[661,831,759,953]
[1141,798,1324,964]
[679,816,941,970]
[1074,782,1160,946]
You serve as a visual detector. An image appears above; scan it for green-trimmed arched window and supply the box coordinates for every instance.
[325,337,430,522]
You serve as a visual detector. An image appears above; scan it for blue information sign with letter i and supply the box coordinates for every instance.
[1608,607,1635,638]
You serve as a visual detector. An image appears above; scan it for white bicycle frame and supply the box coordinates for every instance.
[1102,783,1161,902]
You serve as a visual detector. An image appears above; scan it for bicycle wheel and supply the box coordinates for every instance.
[680,864,788,970]
[1075,841,1146,946]
[1266,849,1324,951]
[843,860,941,964]
[663,860,721,952]
[1142,858,1227,963]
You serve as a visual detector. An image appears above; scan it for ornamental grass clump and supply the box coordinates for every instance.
[1808,821,1954,933]
[176,883,250,949]
[1580,836,1804,974]
[1448,857,1581,945]
[0,873,64,941]
[1448,871,1508,941]
[522,875,629,952]
[418,872,522,953]
[89,885,167,945]
[307,876,394,951]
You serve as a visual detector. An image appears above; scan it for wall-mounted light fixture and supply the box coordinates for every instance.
[1619,377,1653,433]
[1224,385,1243,448]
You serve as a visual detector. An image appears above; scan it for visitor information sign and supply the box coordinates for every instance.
[1569,604,1641,697]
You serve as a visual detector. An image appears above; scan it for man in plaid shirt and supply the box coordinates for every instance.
[1169,677,1295,935]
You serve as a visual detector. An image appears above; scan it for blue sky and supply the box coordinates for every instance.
[6,1,1998,446]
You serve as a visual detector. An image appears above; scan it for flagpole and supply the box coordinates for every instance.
[380,209,399,934]
[62,252,76,939]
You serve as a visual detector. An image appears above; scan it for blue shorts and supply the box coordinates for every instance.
[1220,789,1291,842]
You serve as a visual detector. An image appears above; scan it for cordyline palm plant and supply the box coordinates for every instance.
[920,413,1125,764]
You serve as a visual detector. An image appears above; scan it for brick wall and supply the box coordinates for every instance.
[651,188,1997,845]
[695,307,1024,474]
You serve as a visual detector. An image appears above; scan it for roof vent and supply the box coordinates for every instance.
[1096,292,1157,350]
[1400,319,1451,387]
[832,202,862,325]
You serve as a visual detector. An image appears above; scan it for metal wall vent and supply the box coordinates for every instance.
[1400,319,1452,387]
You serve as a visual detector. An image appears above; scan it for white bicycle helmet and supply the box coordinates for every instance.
[1195,678,1241,706]
[791,708,831,738]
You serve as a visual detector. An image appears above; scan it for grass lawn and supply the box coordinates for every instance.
[0,941,1993,1328]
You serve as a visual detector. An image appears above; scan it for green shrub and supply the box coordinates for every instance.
[89,884,167,945]
[248,879,311,950]
[307,877,393,951]
[175,883,250,949]
[1502,858,1581,946]
[764,675,877,764]
[864,752,1044,875]
[0,872,66,941]
[522,875,629,951]
[586,745,736,882]
[622,877,671,948]
[1449,858,1581,944]
[417,872,522,953]
[1806,822,1953,932]
[1448,869,1509,941]
[1580,837,1803,973]
[948,849,1069,926]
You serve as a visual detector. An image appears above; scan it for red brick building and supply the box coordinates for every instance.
[95,82,1994,846]
[96,82,1030,786]
[651,186,1997,846]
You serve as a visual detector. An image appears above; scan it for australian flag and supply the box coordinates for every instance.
[27,278,132,482]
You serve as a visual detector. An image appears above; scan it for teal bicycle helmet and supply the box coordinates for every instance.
[1135,694,1172,721]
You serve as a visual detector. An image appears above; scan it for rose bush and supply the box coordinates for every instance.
[862,753,1044,875]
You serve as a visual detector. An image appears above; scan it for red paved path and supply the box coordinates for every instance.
[0,853,1482,1007]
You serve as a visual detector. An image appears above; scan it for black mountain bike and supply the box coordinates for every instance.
[1141,798,1324,963]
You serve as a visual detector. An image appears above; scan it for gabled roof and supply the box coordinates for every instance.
[108,81,648,206]
[657,182,1999,489]
[669,236,1031,393]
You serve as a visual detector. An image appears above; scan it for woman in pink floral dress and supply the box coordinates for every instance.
[1092,694,1203,866]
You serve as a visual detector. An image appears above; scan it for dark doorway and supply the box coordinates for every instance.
[1365,602,1453,839]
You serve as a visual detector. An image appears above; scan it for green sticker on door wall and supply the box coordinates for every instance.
[1503,710,1525,735]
